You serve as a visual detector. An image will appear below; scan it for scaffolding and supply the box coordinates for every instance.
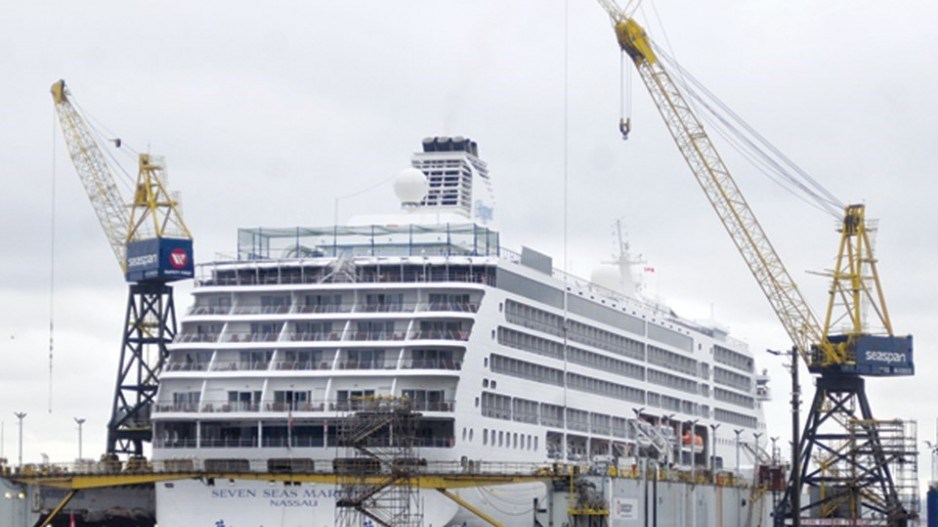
[853,418,920,521]
[334,396,423,527]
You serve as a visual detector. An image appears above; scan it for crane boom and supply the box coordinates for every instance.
[595,4,913,524]
[50,79,195,459]
[51,80,130,270]
[597,11,822,365]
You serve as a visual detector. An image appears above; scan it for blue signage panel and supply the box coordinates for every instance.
[125,238,194,283]
[852,335,914,376]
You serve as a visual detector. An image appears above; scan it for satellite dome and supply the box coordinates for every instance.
[394,168,429,208]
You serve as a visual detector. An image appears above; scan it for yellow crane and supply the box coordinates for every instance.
[594,3,913,525]
[51,80,194,459]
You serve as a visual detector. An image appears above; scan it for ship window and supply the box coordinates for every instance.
[469,429,473,442]
[484,357,489,368]
[535,436,539,451]
[462,428,467,441]
[482,379,489,388]
[475,397,480,408]
[498,431,503,447]
[491,381,497,389]
[483,429,488,445]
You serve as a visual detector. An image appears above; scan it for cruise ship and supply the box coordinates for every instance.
[152,136,770,526]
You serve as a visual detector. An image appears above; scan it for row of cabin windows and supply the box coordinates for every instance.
[505,300,646,362]
[713,366,753,392]
[482,429,539,451]
[478,392,630,438]
[497,327,645,381]
[487,355,712,419]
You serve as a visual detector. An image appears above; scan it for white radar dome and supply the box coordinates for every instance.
[394,168,429,207]
[590,265,621,293]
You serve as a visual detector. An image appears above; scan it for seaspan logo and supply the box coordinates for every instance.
[127,253,158,269]
[864,350,906,364]
[169,248,188,269]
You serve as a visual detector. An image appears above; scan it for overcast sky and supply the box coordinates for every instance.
[1,0,937,488]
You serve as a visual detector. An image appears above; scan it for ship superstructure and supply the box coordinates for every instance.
[152,137,769,526]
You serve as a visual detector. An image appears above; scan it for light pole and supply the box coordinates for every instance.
[74,418,86,460]
[14,412,26,469]
[709,423,721,476]
[770,436,779,464]
[734,428,744,478]
[663,413,676,465]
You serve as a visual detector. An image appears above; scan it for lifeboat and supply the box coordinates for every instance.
[682,432,704,453]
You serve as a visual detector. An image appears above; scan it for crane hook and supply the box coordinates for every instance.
[619,117,631,140]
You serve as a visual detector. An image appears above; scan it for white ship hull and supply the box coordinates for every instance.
[156,479,545,527]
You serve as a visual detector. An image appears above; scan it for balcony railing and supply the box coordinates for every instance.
[227,332,279,343]
[419,302,479,313]
[230,305,292,315]
[187,306,232,316]
[346,331,406,342]
[200,329,471,344]
[295,304,351,314]
[336,359,396,370]
[272,360,331,371]
[408,330,469,341]
[154,403,201,413]
[211,361,271,372]
[154,399,456,414]
[164,362,209,372]
[176,333,221,343]
[182,301,480,319]
[402,359,462,370]
[284,332,341,342]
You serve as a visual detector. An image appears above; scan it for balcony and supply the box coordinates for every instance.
[224,332,280,343]
[211,361,271,372]
[403,358,462,370]
[409,330,469,341]
[199,401,261,413]
[419,302,479,313]
[176,333,221,344]
[164,362,209,372]
[186,305,232,316]
[336,358,396,370]
[346,331,406,342]
[284,332,340,342]
[272,360,332,371]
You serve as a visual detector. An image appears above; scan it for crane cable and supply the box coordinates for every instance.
[651,43,844,219]
[634,2,843,219]
[48,105,57,414]
[70,98,138,194]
